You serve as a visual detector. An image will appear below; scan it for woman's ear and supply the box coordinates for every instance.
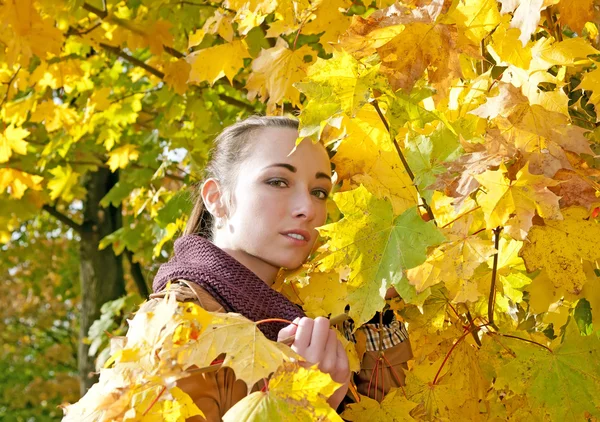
[201,178,226,218]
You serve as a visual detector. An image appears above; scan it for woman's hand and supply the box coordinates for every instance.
[278,317,350,409]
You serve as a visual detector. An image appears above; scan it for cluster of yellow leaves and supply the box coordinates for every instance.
[63,293,343,421]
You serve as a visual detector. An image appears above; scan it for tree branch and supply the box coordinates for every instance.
[99,43,165,79]
[42,204,84,234]
[488,226,503,330]
[124,249,150,298]
[371,100,436,223]
[218,93,255,113]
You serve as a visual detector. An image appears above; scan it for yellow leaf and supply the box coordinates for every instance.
[447,0,501,44]
[107,145,140,172]
[520,207,600,294]
[488,16,532,69]
[180,311,299,387]
[302,0,352,53]
[246,38,314,112]
[578,67,600,110]
[0,168,43,199]
[187,40,250,85]
[557,0,597,34]
[475,163,561,239]
[342,388,417,421]
[332,110,418,215]
[377,22,465,93]
[538,37,600,66]
[294,271,348,318]
[164,59,191,95]
[0,124,29,163]
[203,9,235,42]
[407,215,497,301]
[47,165,80,202]
[224,0,279,35]
[222,363,343,422]
[30,101,79,133]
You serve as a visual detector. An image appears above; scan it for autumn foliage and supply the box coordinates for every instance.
[2,0,600,420]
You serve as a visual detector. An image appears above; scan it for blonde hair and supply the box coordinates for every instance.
[184,115,299,237]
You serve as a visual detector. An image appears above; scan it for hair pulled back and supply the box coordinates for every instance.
[184,115,299,238]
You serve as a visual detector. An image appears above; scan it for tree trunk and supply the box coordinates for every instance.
[78,169,125,394]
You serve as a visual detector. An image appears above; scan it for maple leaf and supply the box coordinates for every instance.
[340,0,446,58]
[550,169,600,210]
[107,145,140,172]
[0,168,43,199]
[224,0,279,35]
[246,38,314,113]
[316,185,445,327]
[341,388,417,421]
[187,40,250,85]
[302,0,352,54]
[295,50,382,140]
[475,163,561,239]
[47,165,82,202]
[556,0,597,34]
[331,109,418,215]
[293,271,348,319]
[446,0,501,44]
[0,124,29,163]
[494,320,600,421]
[403,125,462,201]
[407,215,497,301]
[578,67,600,112]
[222,363,343,422]
[376,22,466,93]
[488,16,532,69]
[163,59,191,95]
[177,310,299,388]
[520,207,600,294]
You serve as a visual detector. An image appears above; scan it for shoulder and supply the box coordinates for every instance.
[150,279,225,313]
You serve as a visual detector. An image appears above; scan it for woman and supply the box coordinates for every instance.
[151,116,412,420]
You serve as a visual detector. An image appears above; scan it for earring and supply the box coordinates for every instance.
[215,213,225,229]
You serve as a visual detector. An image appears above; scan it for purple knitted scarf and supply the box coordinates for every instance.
[153,235,304,340]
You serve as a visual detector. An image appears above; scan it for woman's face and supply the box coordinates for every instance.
[217,127,332,279]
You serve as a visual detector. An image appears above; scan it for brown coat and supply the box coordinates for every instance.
[151,280,413,421]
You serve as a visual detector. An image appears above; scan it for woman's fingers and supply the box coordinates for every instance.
[319,329,339,374]
[306,317,330,358]
[292,317,314,351]
[277,318,299,342]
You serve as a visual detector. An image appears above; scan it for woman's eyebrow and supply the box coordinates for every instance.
[264,163,331,181]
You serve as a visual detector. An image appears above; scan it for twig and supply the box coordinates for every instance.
[371,100,436,224]
[42,204,84,234]
[488,226,503,331]
[464,307,482,347]
[0,66,20,108]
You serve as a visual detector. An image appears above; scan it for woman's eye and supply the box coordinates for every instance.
[267,179,288,188]
[312,189,328,200]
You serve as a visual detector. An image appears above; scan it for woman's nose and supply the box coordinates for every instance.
[293,190,316,220]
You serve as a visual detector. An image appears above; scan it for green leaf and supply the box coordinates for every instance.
[494,320,600,421]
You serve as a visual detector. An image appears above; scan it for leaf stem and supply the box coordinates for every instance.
[371,100,436,224]
[432,323,488,385]
[142,386,166,416]
[491,332,552,353]
[440,206,481,229]
[488,226,502,331]
[255,318,295,326]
